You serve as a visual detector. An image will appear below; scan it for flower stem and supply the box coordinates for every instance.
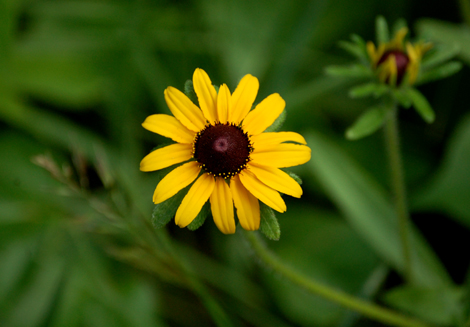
[243,230,430,327]
[458,0,470,26]
[383,104,413,283]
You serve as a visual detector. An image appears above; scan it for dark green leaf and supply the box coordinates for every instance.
[406,88,435,123]
[187,201,210,231]
[184,79,199,106]
[259,203,280,241]
[152,185,190,229]
[345,106,386,140]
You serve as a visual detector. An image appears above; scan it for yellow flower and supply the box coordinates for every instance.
[140,68,311,234]
[367,27,432,85]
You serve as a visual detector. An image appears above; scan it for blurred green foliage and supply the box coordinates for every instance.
[1,0,470,326]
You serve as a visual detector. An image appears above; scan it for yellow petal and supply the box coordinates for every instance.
[231,74,259,124]
[153,161,201,204]
[193,68,218,123]
[406,42,418,61]
[140,143,193,172]
[238,170,286,213]
[251,143,311,168]
[210,178,235,234]
[164,87,206,132]
[242,93,285,136]
[248,163,302,198]
[217,84,231,123]
[142,114,195,144]
[175,174,215,228]
[230,175,260,231]
[251,132,307,152]
[366,41,378,65]
[392,27,408,50]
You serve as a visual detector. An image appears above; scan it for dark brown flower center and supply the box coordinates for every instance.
[378,50,410,85]
[193,123,253,178]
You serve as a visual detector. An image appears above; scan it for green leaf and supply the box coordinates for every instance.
[406,88,435,123]
[305,131,451,287]
[392,88,412,108]
[152,185,190,229]
[417,61,462,85]
[187,201,210,231]
[259,203,280,241]
[391,18,408,36]
[286,171,302,185]
[265,206,379,326]
[412,114,470,229]
[375,16,389,45]
[348,82,388,98]
[184,79,199,106]
[338,40,366,60]
[324,64,372,78]
[420,45,460,70]
[382,285,465,326]
[265,109,286,133]
[345,106,386,140]
[416,19,470,65]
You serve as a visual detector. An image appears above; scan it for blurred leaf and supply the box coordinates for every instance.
[413,114,470,228]
[345,106,386,140]
[305,131,451,286]
[338,40,368,61]
[392,88,412,108]
[416,61,463,85]
[348,82,388,98]
[406,88,435,123]
[392,18,408,36]
[11,53,103,108]
[382,285,465,326]
[416,19,470,64]
[375,16,390,45]
[325,64,372,78]
[259,203,280,241]
[421,45,460,70]
[266,206,378,326]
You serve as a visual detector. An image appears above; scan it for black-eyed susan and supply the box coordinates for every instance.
[326,16,461,139]
[140,68,311,234]
[367,27,432,86]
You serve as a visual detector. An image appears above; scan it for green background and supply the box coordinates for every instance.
[1,0,469,326]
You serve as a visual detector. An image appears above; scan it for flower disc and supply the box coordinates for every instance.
[378,50,410,84]
[194,123,252,178]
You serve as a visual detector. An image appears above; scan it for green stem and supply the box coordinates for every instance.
[383,105,413,283]
[458,0,470,26]
[243,230,430,327]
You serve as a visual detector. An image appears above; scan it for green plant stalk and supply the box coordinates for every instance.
[458,0,470,26]
[243,230,430,327]
[383,105,413,283]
